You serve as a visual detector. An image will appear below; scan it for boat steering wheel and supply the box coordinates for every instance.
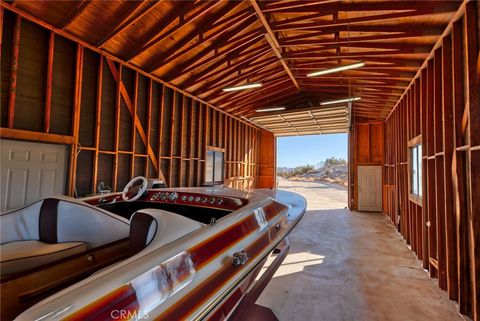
[122,176,148,202]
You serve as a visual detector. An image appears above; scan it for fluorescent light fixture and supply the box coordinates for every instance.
[256,106,286,113]
[320,97,361,106]
[222,83,262,92]
[307,61,365,77]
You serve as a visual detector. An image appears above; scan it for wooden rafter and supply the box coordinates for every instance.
[125,1,209,61]
[147,2,249,73]
[263,1,460,13]
[161,15,258,81]
[96,0,158,47]
[248,0,300,91]
[59,0,90,29]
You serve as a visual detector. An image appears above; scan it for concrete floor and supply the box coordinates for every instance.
[256,180,465,321]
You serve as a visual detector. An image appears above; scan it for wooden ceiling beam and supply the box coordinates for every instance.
[263,1,460,13]
[281,32,428,47]
[145,2,246,72]
[181,32,265,76]
[292,63,417,73]
[183,48,272,91]
[278,23,446,35]
[200,64,284,101]
[179,38,269,85]
[125,1,218,61]
[218,76,293,108]
[242,96,311,116]
[59,0,90,29]
[296,68,417,79]
[297,75,413,81]
[286,50,428,61]
[96,1,161,47]
[231,88,301,115]
[301,79,411,87]
[303,84,406,90]
[288,41,432,54]
[262,0,329,12]
[286,55,426,65]
[248,0,300,91]
[274,7,457,31]
[214,73,290,106]
[160,16,258,81]
[196,57,280,96]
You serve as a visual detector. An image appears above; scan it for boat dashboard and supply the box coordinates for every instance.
[88,190,249,224]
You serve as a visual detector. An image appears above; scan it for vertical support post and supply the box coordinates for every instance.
[113,64,122,192]
[420,68,429,270]
[452,18,471,316]
[434,47,447,290]
[426,59,437,279]
[0,7,4,54]
[441,34,458,300]
[464,3,480,319]
[146,78,153,177]
[158,85,165,181]
[169,92,176,186]
[44,31,54,133]
[131,71,138,179]
[8,15,21,128]
[92,56,103,193]
[68,44,84,196]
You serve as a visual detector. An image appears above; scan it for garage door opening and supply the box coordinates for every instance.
[276,134,348,210]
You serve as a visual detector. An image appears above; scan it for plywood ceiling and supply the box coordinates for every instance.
[3,0,461,124]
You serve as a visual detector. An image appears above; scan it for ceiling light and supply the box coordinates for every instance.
[320,97,361,106]
[222,83,262,92]
[255,106,286,113]
[307,62,365,77]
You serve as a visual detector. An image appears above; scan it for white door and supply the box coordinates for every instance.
[1,139,68,211]
[358,165,382,212]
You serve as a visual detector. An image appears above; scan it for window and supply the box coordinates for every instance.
[410,144,422,197]
[205,148,224,185]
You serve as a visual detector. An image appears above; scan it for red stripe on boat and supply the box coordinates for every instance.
[190,215,258,269]
[63,284,139,321]
[263,201,288,220]
[156,231,273,321]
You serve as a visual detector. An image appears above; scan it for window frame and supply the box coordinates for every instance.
[408,135,423,205]
[204,146,225,185]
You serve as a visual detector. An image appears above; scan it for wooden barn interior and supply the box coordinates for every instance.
[0,0,479,320]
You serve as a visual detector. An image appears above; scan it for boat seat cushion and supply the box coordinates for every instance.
[1,197,129,248]
[129,212,157,254]
[0,240,87,276]
[129,209,204,254]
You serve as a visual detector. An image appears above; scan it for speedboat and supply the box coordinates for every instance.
[0,176,306,320]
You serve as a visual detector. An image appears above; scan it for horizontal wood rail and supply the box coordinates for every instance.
[0,128,75,145]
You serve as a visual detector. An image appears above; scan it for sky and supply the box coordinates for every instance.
[276,134,348,168]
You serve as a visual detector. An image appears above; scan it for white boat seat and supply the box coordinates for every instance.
[0,240,87,276]
[1,196,129,277]
[129,209,205,254]
[1,197,129,247]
